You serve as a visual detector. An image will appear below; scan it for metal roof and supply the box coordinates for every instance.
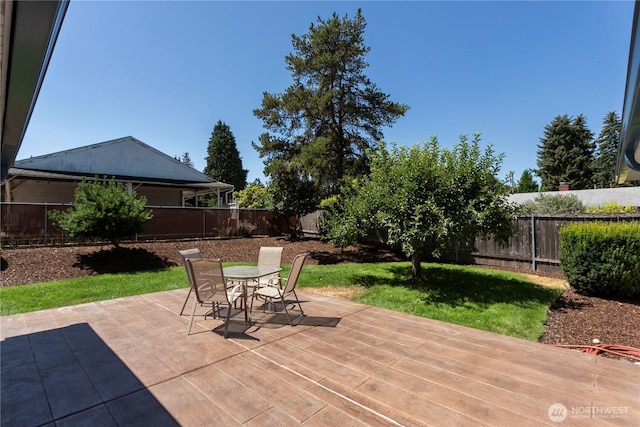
[13,136,231,188]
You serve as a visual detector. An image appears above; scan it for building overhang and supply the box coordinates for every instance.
[4,167,234,193]
[617,1,640,184]
[1,0,69,180]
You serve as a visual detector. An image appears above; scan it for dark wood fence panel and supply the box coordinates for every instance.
[3,204,639,275]
[135,207,232,240]
[449,214,640,273]
[298,211,640,274]
[237,209,288,236]
[0,203,290,247]
[1,203,67,246]
[299,210,324,237]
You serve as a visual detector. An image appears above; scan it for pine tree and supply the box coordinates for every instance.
[536,114,594,191]
[591,111,620,188]
[204,121,248,190]
[48,176,153,250]
[516,169,539,193]
[180,152,194,168]
[253,9,408,198]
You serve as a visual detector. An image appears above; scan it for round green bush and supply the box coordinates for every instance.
[559,221,640,298]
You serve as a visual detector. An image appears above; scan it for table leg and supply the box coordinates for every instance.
[244,280,251,324]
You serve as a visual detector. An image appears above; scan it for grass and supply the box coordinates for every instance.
[0,261,563,341]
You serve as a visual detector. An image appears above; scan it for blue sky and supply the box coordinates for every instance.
[20,1,634,185]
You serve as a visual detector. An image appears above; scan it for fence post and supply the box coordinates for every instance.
[454,241,459,264]
[202,208,206,238]
[44,204,48,246]
[531,213,536,271]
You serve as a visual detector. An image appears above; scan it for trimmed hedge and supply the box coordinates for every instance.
[559,222,640,298]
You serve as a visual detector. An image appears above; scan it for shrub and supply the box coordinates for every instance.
[559,222,640,298]
[49,176,153,250]
[585,202,636,214]
[517,193,585,214]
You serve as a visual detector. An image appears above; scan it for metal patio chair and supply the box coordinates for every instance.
[250,253,307,326]
[185,258,243,338]
[178,248,203,316]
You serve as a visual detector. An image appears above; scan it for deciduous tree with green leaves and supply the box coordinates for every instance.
[591,111,620,188]
[322,133,515,280]
[49,176,153,250]
[204,120,248,191]
[253,9,409,198]
[536,114,594,191]
[233,180,269,209]
[266,164,317,240]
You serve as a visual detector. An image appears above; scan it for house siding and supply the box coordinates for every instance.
[5,179,76,203]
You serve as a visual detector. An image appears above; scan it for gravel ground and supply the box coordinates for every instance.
[2,237,638,358]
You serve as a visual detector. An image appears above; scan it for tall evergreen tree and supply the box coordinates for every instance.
[591,111,620,188]
[536,114,594,191]
[266,165,317,240]
[253,9,409,198]
[180,152,194,168]
[204,121,248,190]
[516,169,539,193]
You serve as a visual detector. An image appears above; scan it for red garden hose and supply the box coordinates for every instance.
[552,344,640,362]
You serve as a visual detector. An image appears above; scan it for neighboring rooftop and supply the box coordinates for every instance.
[13,136,224,186]
[509,187,640,207]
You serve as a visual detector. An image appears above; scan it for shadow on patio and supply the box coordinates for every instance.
[1,323,178,425]
[1,288,638,426]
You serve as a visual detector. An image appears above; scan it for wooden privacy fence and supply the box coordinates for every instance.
[447,213,640,274]
[297,211,640,274]
[3,203,639,275]
[0,203,289,247]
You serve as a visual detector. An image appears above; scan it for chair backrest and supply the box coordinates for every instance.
[185,258,230,304]
[283,253,307,294]
[257,247,283,270]
[179,249,203,287]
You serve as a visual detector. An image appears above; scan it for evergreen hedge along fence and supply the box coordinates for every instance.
[559,222,640,298]
[2,203,640,277]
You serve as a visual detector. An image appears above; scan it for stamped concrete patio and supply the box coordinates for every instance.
[1,288,638,426]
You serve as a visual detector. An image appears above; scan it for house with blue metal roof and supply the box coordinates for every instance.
[1,136,234,207]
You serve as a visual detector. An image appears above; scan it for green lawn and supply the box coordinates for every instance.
[0,261,562,341]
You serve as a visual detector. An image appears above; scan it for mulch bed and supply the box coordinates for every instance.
[2,237,639,361]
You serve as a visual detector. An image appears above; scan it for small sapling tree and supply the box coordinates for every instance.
[49,176,153,249]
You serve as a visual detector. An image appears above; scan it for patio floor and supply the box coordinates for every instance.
[1,288,638,426]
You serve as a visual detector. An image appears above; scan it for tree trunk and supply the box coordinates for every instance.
[411,254,422,281]
[288,215,300,241]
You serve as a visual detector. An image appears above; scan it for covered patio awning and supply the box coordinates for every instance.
[617,2,640,184]
[3,167,235,207]
[0,1,70,180]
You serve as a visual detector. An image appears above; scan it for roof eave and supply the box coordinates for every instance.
[0,0,69,180]
[617,1,640,184]
[6,167,235,191]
